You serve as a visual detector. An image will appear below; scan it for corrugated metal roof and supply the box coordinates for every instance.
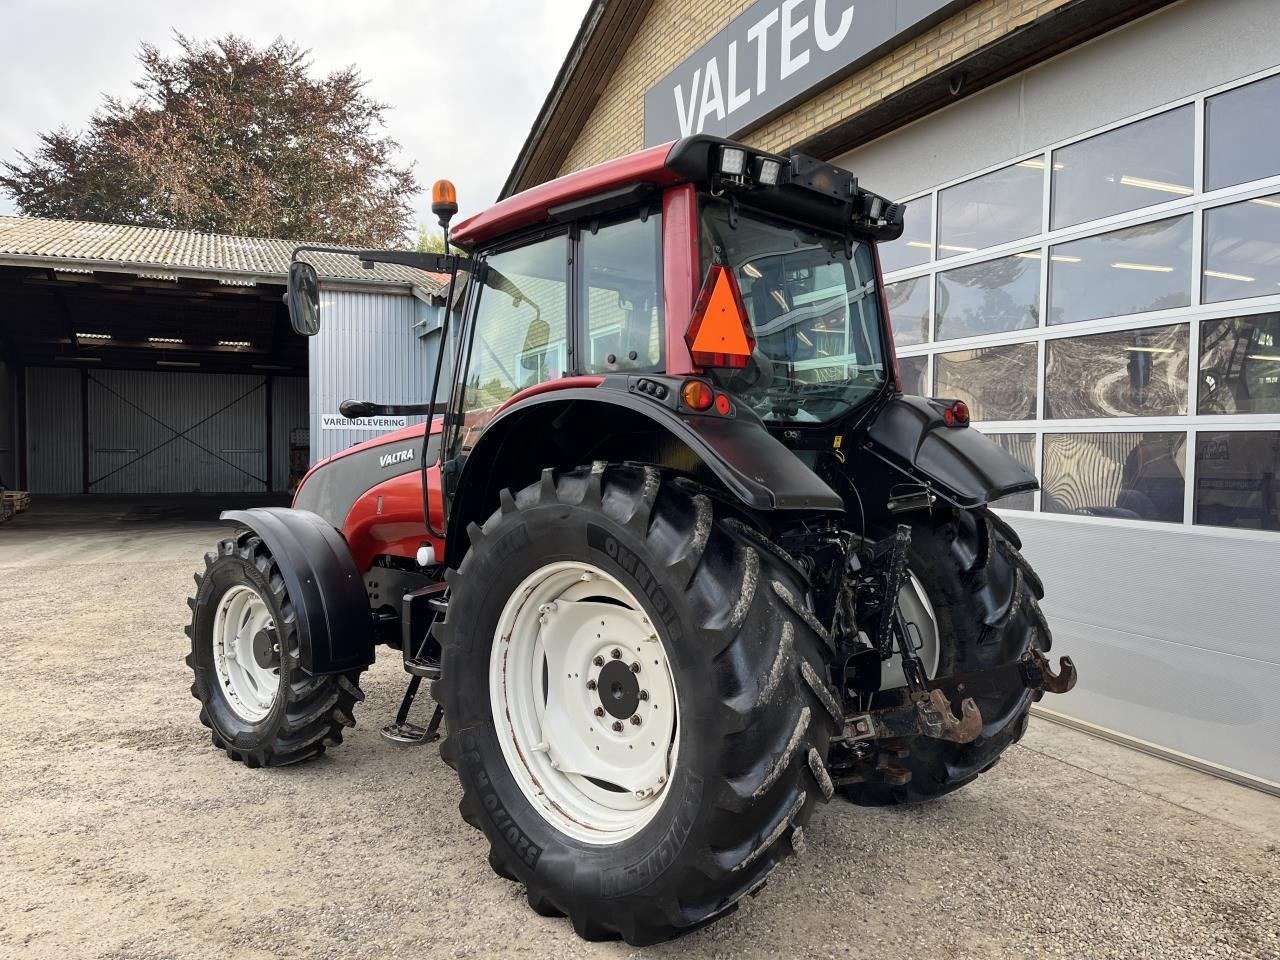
[0,215,449,292]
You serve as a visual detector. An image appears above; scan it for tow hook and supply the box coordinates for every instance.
[1021,649,1077,694]
[843,688,983,746]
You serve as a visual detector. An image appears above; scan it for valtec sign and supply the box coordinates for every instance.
[643,0,963,146]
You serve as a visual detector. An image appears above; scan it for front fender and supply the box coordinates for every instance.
[220,507,374,675]
[864,395,1038,507]
[444,376,842,567]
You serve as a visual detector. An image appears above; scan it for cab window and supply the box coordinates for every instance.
[458,233,568,449]
[579,214,663,374]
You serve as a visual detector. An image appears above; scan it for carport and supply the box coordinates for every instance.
[0,216,447,500]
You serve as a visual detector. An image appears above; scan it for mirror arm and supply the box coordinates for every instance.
[290,245,468,275]
[338,399,439,419]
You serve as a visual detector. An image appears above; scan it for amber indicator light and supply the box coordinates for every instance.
[681,379,715,411]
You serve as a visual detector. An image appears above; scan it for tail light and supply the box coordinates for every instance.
[943,400,970,427]
[681,379,715,411]
[686,264,756,369]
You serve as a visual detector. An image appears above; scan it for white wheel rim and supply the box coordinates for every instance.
[879,572,941,688]
[211,584,281,722]
[489,561,680,845]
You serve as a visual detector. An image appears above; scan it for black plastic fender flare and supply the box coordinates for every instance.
[220,507,374,675]
[443,378,844,567]
[864,395,1039,507]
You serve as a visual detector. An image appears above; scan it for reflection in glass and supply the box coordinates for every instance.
[935,251,1040,341]
[898,354,927,396]
[1198,313,1280,415]
[938,162,1042,258]
[984,433,1036,510]
[1048,215,1192,325]
[879,195,932,274]
[1206,74,1280,191]
[934,343,1037,421]
[580,215,663,373]
[1045,324,1188,419]
[885,276,930,347]
[1051,106,1193,229]
[1042,432,1186,522]
[1202,194,1280,304]
[1194,431,1280,531]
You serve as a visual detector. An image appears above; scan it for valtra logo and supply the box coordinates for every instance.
[378,448,415,469]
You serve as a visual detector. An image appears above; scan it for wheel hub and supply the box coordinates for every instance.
[596,658,640,720]
[252,628,280,670]
[211,583,280,722]
[490,561,680,845]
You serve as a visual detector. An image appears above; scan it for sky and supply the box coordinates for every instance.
[0,0,593,236]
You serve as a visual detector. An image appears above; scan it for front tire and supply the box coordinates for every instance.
[436,464,842,945]
[185,529,365,767]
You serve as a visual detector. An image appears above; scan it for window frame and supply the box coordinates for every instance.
[867,62,1280,536]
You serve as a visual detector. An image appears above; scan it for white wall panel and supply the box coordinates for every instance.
[1012,513,1279,784]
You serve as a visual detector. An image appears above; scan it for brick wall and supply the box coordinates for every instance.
[558,0,1074,176]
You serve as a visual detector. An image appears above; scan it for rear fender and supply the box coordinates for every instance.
[220,507,374,675]
[863,395,1038,507]
[443,375,842,567]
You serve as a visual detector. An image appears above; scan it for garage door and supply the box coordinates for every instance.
[87,370,268,494]
[25,368,307,495]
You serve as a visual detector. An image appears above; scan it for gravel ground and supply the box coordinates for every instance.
[1,529,1277,960]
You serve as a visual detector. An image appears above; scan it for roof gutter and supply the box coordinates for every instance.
[0,252,429,295]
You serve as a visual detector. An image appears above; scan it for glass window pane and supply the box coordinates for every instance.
[934,342,1037,421]
[983,432,1036,510]
[1051,106,1193,230]
[1045,323,1188,419]
[1202,194,1280,304]
[580,215,663,374]
[1206,74,1280,191]
[1048,215,1192,325]
[459,235,568,450]
[1198,313,1280,415]
[1042,431,1186,522]
[935,251,1040,341]
[938,162,1042,258]
[879,195,932,274]
[897,354,927,396]
[885,276,930,347]
[1194,431,1280,531]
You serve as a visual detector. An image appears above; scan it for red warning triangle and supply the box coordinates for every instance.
[686,264,755,368]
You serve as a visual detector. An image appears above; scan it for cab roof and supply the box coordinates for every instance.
[449,142,681,250]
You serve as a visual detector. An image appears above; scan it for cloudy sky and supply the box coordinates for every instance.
[0,0,592,234]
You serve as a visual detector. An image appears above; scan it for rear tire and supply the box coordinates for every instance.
[436,464,842,945]
[840,507,1049,805]
[185,529,365,767]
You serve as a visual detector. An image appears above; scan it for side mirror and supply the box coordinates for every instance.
[285,261,321,336]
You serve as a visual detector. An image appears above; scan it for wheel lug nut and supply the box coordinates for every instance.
[629,661,640,673]
[610,648,622,659]
[611,720,623,732]
[593,655,604,667]
[594,706,605,718]
[629,714,642,726]
[586,679,597,691]
[638,690,649,701]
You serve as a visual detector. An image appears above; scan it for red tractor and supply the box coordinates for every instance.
[185,135,1075,945]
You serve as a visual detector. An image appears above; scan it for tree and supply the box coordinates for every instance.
[0,34,418,246]
[416,226,448,254]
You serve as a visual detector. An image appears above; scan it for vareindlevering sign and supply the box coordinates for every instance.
[320,414,408,431]
[643,0,964,146]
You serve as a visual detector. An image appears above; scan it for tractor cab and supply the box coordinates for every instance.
[185,134,1075,947]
